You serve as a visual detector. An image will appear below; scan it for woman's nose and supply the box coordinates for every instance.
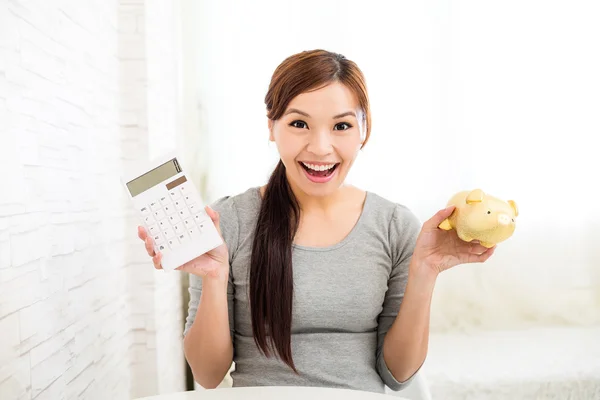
[306,131,333,155]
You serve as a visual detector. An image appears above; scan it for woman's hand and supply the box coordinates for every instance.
[138,206,230,281]
[412,205,496,276]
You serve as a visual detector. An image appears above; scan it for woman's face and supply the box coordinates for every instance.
[269,82,365,198]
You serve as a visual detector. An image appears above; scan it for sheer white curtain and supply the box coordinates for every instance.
[189,0,600,332]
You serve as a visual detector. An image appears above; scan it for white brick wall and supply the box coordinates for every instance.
[144,0,186,393]
[0,1,187,399]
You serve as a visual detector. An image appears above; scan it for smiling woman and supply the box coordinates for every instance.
[147,49,500,394]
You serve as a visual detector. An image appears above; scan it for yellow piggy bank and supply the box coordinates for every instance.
[438,189,518,248]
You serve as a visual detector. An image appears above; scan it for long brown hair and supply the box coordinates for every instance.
[250,50,372,372]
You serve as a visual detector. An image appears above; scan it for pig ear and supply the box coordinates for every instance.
[508,200,518,216]
[466,189,484,204]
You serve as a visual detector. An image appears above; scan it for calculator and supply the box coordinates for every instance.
[121,152,223,271]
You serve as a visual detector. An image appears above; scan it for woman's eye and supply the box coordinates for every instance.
[334,122,352,131]
[290,120,308,129]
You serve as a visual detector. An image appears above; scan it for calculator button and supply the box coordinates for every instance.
[188,226,199,236]
[158,219,169,230]
[163,228,175,239]
[173,222,184,234]
[174,200,186,211]
[143,215,155,225]
[168,237,180,249]
[159,195,171,205]
[140,206,151,216]
[183,218,194,228]
[178,208,190,219]
[148,224,159,235]
[183,195,195,204]
[163,204,175,215]
[150,201,161,212]
[188,203,200,214]
[193,213,208,224]
[153,209,165,220]
[169,189,181,200]
[158,244,166,252]
[168,214,181,224]
[177,233,188,244]
[179,183,191,193]
[153,234,164,245]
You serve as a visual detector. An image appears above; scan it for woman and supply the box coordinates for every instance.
[137,49,496,393]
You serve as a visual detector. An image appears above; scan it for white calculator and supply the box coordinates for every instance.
[121,152,223,271]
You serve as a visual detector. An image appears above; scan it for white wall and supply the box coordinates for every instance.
[144,0,188,394]
[0,1,188,399]
[191,0,600,332]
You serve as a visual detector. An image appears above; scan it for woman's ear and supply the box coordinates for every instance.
[268,119,274,141]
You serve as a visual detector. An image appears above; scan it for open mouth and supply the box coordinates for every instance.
[299,162,340,178]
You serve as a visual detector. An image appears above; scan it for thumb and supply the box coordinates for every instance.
[424,205,455,231]
[205,205,222,235]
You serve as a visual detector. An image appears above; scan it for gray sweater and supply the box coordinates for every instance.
[183,186,422,393]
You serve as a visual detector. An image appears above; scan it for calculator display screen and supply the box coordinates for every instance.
[126,158,181,196]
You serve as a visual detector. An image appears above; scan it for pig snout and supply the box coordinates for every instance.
[498,213,514,225]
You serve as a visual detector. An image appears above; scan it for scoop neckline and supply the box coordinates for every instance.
[252,186,371,252]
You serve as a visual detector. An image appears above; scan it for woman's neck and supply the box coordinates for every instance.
[286,174,358,214]
[259,179,362,215]
[259,182,344,212]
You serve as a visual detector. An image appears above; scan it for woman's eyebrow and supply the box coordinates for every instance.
[283,109,356,119]
[284,108,310,117]
[333,111,356,119]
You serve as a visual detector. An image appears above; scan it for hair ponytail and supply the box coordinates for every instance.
[250,160,300,371]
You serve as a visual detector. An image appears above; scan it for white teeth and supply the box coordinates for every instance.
[302,162,336,171]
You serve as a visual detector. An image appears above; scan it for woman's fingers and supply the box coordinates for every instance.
[144,236,155,257]
[139,225,161,268]
[456,240,484,255]
[424,205,455,231]
[205,206,221,235]
[152,252,163,269]
[469,243,490,255]
[475,246,496,262]
[456,241,496,263]
[138,226,147,240]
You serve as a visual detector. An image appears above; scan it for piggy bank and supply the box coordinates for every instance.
[438,189,518,248]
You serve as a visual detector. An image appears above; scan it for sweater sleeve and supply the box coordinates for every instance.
[376,203,422,391]
[183,195,240,342]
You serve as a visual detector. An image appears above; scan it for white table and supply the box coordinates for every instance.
[136,386,407,400]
